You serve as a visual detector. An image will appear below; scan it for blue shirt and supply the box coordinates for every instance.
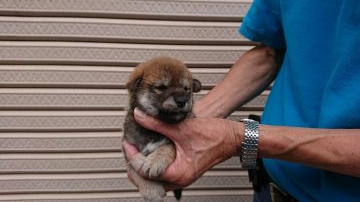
[240,0,360,201]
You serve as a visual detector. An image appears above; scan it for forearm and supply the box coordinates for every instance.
[194,45,282,118]
[257,125,360,177]
[130,108,360,188]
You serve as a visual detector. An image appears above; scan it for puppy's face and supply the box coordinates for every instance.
[127,57,201,123]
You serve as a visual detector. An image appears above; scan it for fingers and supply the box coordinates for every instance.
[134,107,180,141]
[123,141,180,192]
[122,141,148,176]
[163,182,181,192]
[122,140,139,160]
[126,168,137,188]
[124,112,186,190]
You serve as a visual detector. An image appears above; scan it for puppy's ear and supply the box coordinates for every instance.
[126,75,142,92]
[192,79,202,93]
[127,62,146,92]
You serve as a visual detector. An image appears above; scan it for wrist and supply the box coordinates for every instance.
[229,121,245,158]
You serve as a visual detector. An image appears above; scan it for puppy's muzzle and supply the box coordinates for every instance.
[162,96,190,112]
[174,96,187,108]
[159,95,191,123]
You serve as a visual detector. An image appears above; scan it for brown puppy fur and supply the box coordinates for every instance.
[123,57,201,202]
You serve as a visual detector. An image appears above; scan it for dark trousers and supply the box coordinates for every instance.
[253,182,272,202]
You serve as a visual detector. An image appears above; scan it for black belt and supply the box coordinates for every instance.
[247,158,297,202]
[270,182,297,202]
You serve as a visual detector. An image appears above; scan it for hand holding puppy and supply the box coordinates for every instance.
[124,108,244,189]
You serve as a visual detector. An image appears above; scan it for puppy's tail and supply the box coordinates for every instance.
[173,188,183,201]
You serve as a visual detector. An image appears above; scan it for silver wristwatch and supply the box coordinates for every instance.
[240,118,260,169]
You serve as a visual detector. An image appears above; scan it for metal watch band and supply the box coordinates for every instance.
[241,118,259,169]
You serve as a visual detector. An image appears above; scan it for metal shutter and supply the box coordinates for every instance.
[0,0,265,201]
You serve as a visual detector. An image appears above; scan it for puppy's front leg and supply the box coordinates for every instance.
[127,163,166,202]
[142,143,176,178]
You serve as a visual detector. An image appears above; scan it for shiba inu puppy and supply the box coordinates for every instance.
[123,57,201,202]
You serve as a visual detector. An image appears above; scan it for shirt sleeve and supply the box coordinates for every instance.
[240,0,286,49]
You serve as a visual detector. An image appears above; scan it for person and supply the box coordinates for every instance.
[123,0,360,201]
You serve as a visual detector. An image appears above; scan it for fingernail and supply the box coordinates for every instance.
[134,107,145,119]
[122,141,138,157]
[122,140,129,149]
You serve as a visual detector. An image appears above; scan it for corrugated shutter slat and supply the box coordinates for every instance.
[0,0,258,201]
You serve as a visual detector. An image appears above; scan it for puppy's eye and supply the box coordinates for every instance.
[184,86,189,91]
[155,85,168,91]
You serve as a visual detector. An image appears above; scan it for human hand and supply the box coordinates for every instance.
[124,107,243,189]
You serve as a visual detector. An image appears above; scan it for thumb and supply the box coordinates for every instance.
[133,107,179,141]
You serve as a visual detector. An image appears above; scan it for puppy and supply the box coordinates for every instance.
[123,57,201,202]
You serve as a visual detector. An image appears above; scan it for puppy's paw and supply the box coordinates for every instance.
[129,150,171,178]
[143,154,170,178]
[140,181,166,202]
[130,153,147,174]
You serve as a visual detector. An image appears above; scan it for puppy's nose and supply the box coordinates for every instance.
[175,97,187,108]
